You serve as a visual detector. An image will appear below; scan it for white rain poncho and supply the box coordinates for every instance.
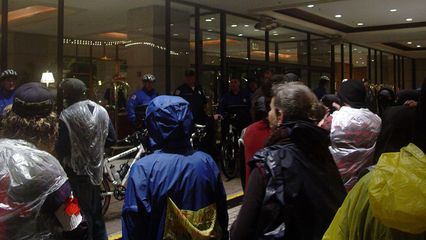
[60,100,109,185]
[0,139,68,239]
[329,106,381,190]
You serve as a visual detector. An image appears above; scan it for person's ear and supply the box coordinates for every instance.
[276,109,284,124]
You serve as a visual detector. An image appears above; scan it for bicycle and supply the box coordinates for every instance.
[219,113,244,179]
[100,129,149,215]
[100,125,208,215]
[191,124,207,150]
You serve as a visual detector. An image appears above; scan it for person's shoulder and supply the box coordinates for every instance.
[174,84,187,95]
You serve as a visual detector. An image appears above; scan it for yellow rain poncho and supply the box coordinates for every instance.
[323,143,426,240]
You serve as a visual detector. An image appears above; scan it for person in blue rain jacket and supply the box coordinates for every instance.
[122,95,228,240]
[126,73,158,129]
[0,69,18,115]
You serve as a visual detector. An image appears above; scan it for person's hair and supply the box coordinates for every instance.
[272,82,319,121]
[0,107,58,153]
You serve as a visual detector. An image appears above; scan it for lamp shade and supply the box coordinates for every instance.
[40,71,55,87]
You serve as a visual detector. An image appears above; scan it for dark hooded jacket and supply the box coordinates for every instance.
[231,121,346,240]
[122,96,228,240]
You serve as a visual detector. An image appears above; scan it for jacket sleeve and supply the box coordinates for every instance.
[215,175,229,240]
[218,95,227,116]
[122,165,150,240]
[105,119,117,148]
[55,120,70,163]
[126,94,138,125]
[230,168,266,240]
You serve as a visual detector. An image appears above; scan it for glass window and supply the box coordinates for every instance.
[311,35,331,67]
[226,14,265,61]
[170,2,195,92]
[382,52,394,88]
[250,39,265,61]
[269,42,276,62]
[404,57,413,89]
[8,1,58,84]
[343,43,350,80]
[201,12,220,66]
[370,50,377,84]
[64,0,167,104]
[275,28,307,65]
[377,51,382,84]
[352,45,368,80]
[334,44,344,89]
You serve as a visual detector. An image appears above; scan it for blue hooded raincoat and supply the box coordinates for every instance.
[122,96,228,240]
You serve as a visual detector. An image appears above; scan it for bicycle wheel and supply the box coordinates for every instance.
[220,133,238,179]
[100,177,111,216]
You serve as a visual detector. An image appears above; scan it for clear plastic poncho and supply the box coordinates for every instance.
[0,139,68,240]
[60,100,109,185]
[329,106,381,190]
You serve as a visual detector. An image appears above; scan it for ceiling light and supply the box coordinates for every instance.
[207,29,213,32]
[335,14,342,18]
[307,4,315,8]
[170,23,174,27]
[244,24,250,27]
[231,24,238,27]
[356,61,359,64]
[290,36,296,39]
[286,50,291,52]
[406,18,413,22]
[8,5,57,22]
[357,22,364,26]
[254,29,260,32]
[238,33,243,37]
[417,45,422,48]
[353,48,357,51]
[205,18,212,22]
[98,32,128,40]
[273,33,279,36]
[362,62,365,64]
[173,33,179,36]
[407,41,412,45]
[390,9,397,12]
[210,17,215,20]
[206,37,211,40]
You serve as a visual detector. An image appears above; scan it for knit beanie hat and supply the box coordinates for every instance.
[12,82,54,117]
[337,79,366,108]
[60,78,87,101]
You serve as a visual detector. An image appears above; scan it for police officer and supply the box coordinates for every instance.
[126,73,158,129]
[174,69,208,125]
[215,77,251,137]
[0,69,18,115]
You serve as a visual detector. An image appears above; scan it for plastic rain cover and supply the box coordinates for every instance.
[0,139,68,240]
[60,100,109,185]
[329,106,381,190]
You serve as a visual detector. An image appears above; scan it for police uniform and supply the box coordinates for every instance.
[174,84,207,124]
[218,89,252,136]
[127,88,158,125]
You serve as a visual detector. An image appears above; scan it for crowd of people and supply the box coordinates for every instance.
[0,66,425,240]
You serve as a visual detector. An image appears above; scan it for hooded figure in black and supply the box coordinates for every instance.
[230,82,346,240]
[374,80,426,162]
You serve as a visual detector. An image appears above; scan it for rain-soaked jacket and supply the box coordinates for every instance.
[323,143,426,240]
[59,100,109,185]
[231,121,346,240]
[122,96,228,240]
[0,139,68,239]
[329,106,381,190]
